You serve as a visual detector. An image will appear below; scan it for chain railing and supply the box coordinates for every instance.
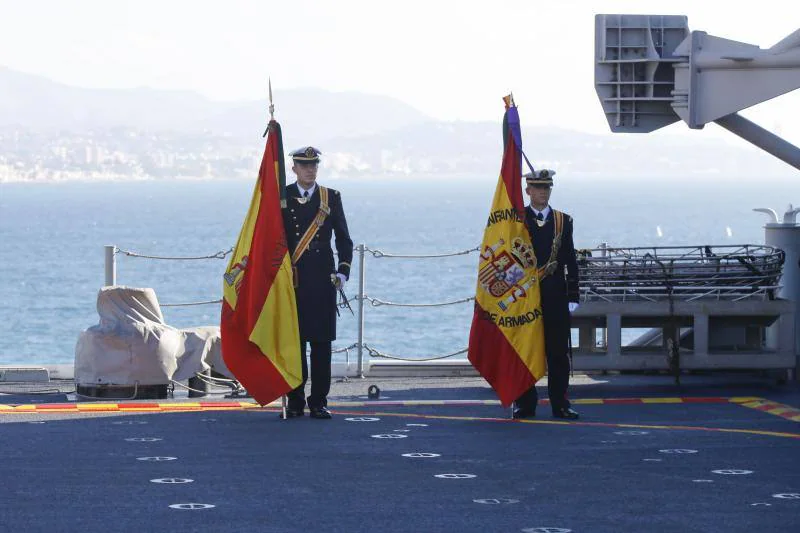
[103,242,482,376]
[104,242,785,377]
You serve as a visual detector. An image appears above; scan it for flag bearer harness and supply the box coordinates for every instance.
[536,210,564,281]
[291,186,330,287]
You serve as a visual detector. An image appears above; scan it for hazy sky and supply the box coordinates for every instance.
[1,0,798,142]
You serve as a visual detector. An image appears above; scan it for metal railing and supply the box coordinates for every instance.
[103,243,482,376]
[103,242,785,376]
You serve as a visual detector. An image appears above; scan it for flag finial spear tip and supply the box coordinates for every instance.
[269,78,274,120]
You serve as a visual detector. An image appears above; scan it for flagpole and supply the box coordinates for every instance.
[268,77,289,421]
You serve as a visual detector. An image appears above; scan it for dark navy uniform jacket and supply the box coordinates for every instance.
[525,206,580,354]
[283,183,354,342]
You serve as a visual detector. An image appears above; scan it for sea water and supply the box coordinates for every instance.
[0,175,795,365]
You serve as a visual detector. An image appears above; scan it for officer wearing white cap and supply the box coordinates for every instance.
[282,146,353,419]
[513,168,581,420]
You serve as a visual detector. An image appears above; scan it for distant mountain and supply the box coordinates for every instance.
[0,66,796,181]
[0,67,430,138]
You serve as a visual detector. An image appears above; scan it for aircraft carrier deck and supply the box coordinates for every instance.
[2,371,799,533]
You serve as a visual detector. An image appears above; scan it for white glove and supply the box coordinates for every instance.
[335,273,347,290]
[568,302,579,314]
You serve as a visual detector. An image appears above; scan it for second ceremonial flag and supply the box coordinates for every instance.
[468,96,547,407]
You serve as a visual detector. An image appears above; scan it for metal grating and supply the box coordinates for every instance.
[577,244,785,302]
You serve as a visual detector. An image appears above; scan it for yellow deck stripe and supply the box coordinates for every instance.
[327,409,800,440]
[735,397,800,423]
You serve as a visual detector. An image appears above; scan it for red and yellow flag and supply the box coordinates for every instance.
[468,97,546,407]
[220,119,302,406]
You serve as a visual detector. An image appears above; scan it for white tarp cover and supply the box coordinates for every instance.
[75,286,227,386]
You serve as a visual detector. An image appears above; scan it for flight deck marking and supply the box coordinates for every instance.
[3,396,799,429]
[169,503,215,510]
[3,395,790,414]
[659,449,698,454]
[735,399,800,423]
[330,410,800,440]
[474,498,519,504]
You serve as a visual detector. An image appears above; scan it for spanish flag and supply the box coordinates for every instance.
[221,119,302,406]
[468,96,546,407]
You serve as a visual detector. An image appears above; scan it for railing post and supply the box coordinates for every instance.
[104,245,116,286]
[356,243,367,377]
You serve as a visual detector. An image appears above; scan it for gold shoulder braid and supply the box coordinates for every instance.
[537,210,564,280]
[290,186,331,286]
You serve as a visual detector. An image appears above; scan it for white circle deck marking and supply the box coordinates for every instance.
[137,456,177,462]
[614,430,649,435]
[151,478,194,484]
[773,493,800,499]
[435,474,476,479]
[345,417,380,422]
[125,437,162,442]
[112,421,147,425]
[712,469,753,475]
[659,449,698,454]
[371,434,407,439]
[402,453,440,458]
[750,503,772,507]
[169,503,215,510]
[522,528,572,533]
[474,498,519,505]
[406,423,428,427]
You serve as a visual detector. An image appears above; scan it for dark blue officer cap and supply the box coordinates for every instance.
[290,146,322,163]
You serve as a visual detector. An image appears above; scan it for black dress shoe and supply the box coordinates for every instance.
[552,406,579,419]
[309,406,332,419]
[512,407,536,419]
[280,408,304,419]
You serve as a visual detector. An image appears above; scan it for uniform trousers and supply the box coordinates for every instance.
[515,299,572,412]
[287,340,332,410]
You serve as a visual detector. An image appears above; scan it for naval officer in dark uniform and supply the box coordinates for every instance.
[283,146,353,419]
[513,169,581,420]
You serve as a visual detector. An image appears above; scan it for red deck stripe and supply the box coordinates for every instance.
[681,397,727,403]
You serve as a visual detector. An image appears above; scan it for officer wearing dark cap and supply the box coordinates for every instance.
[513,169,581,420]
[282,146,353,419]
